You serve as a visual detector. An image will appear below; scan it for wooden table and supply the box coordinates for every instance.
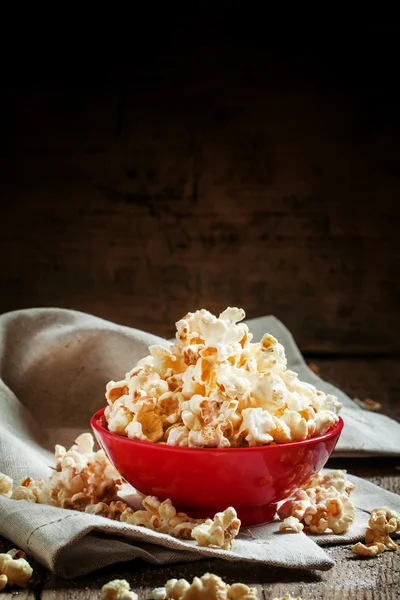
[1,357,400,599]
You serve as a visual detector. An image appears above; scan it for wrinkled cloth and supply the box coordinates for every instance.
[0,308,399,578]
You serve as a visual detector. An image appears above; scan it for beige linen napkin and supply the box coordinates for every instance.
[0,308,399,578]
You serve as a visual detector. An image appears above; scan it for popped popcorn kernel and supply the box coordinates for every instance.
[100,579,138,600]
[227,583,258,600]
[165,578,191,600]
[191,506,241,550]
[352,506,400,558]
[351,542,385,557]
[353,397,381,412]
[120,495,200,540]
[11,486,37,502]
[279,516,304,533]
[103,307,341,448]
[0,473,13,497]
[0,550,33,588]
[152,588,168,600]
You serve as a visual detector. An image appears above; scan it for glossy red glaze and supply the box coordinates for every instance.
[91,409,344,526]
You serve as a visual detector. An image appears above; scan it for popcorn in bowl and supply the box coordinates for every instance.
[104,308,342,448]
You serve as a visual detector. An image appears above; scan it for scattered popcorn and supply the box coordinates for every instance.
[2,446,239,551]
[0,549,33,588]
[100,579,138,600]
[165,578,191,599]
[278,469,355,535]
[2,433,123,513]
[164,574,258,600]
[120,496,201,540]
[351,542,385,557]
[103,308,341,447]
[353,397,381,412]
[272,595,301,600]
[227,583,258,600]
[352,506,400,558]
[0,474,13,498]
[191,506,241,549]
[279,516,304,533]
[152,587,168,600]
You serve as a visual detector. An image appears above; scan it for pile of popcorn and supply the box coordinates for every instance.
[0,549,32,591]
[99,574,299,600]
[104,308,342,448]
[352,506,400,557]
[0,433,240,551]
[278,469,355,534]
[0,433,123,511]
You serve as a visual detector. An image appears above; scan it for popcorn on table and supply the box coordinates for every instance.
[100,579,138,600]
[104,307,342,448]
[0,549,33,590]
[352,506,400,557]
[102,574,259,600]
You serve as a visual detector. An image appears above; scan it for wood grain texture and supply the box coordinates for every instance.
[1,43,400,353]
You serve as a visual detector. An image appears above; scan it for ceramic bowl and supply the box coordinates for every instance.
[91,408,343,526]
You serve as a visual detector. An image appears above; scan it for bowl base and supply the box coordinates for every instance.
[175,502,278,527]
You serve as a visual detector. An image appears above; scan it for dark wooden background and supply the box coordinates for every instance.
[1,24,400,354]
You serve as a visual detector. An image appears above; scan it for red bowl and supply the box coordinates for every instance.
[91,408,343,526]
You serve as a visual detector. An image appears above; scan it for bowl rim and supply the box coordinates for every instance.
[91,408,344,453]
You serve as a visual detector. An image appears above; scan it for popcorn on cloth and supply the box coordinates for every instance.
[351,506,400,557]
[104,307,342,448]
[100,579,138,600]
[120,495,201,540]
[279,516,304,533]
[191,506,241,549]
[278,470,355,535]
[0,473,13,498]
[0,433,241,551]
[0,549,33,589]
[0,433,123,512]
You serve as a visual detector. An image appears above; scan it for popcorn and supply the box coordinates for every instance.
[237,408,275,446]
[272,596,301,600]
[152,588,168,600]
[0,473,13,497]
[227,583,258,600]
[165,578,191,600]
[162,574,258,600]
[352,506,400,557]
[351,542,385,557]
[100,579,138,600]
[5,433,122,512]
[120,496,200,540]
[11,486,37,502]
[103,307,341,448]
[278,469,355,535]
[0,550,33,588]
[279,516,304,533]
[353,397,381,412]
[191,506,241,550]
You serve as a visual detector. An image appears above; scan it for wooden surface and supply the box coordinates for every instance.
[1,41,400,354]
[1,357,400,599]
